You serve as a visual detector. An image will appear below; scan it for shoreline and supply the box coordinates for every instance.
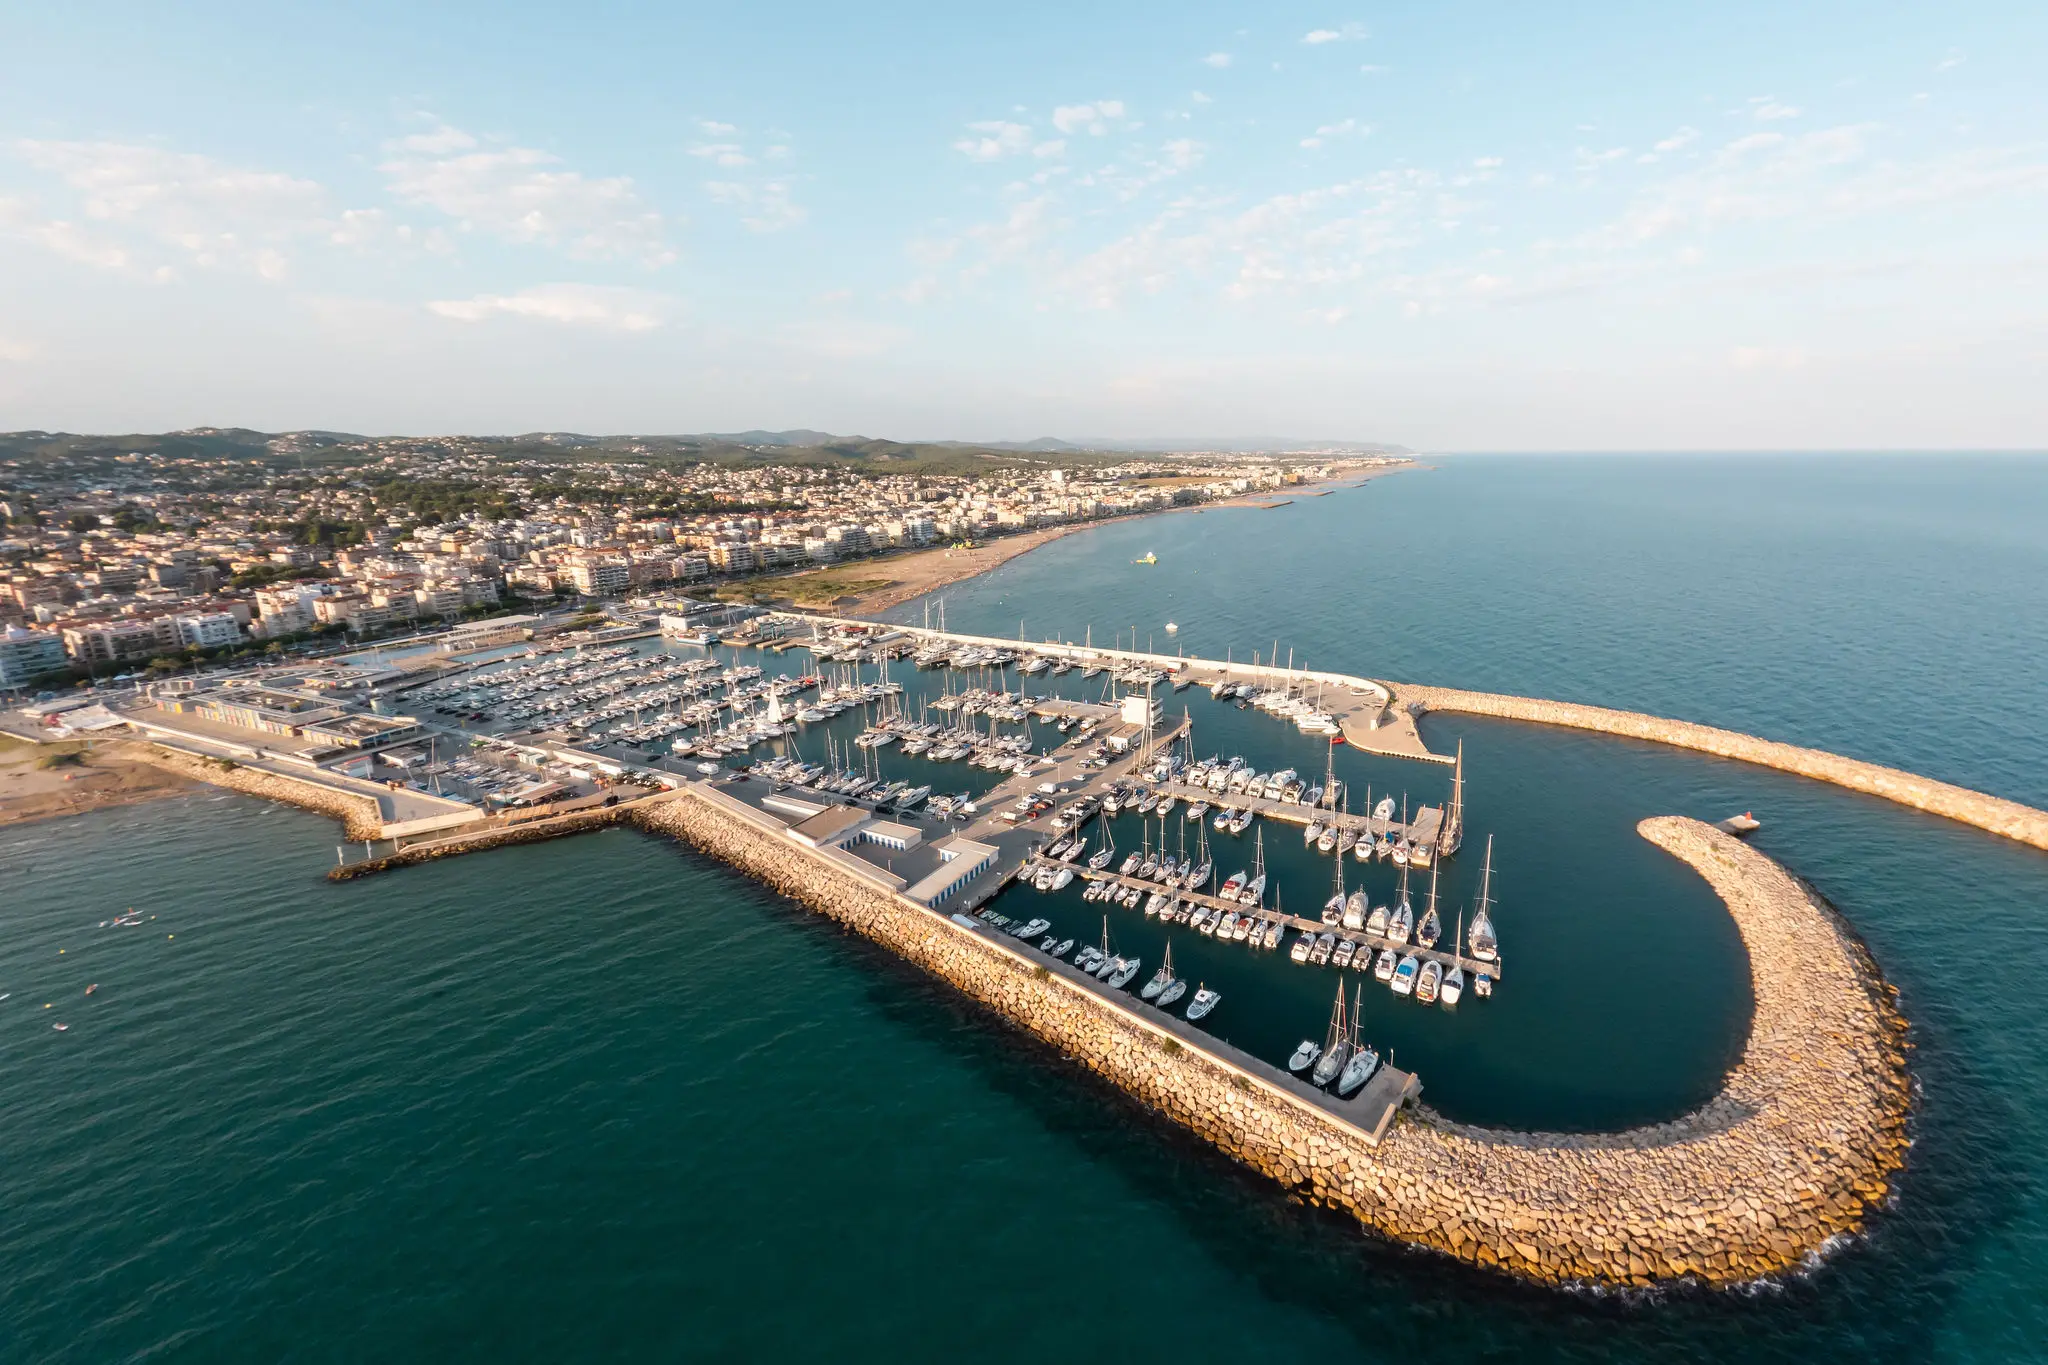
[717,459,1419,618]
[0,739,195,832]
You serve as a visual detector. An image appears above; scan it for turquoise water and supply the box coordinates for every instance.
[5,454,2048,1360]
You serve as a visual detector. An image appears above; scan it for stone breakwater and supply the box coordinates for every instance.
[138,745,384,842]
[632,791,1909,1289]
[1392,682,2048,853]
[795,613,2048,852]
[326,800,655,880]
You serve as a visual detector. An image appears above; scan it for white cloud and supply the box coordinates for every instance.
[1730,345,1809,370]
[13,138,333,277]
[688,142,752,167]
[704,179,806,232]
[389,126,478,155]
[1473,156,1504,170]
[427,283,667,331]
[381,127,674,265]
[780,318,907,357]
[1360,64,1389,74]
[1302,23,1368,43]
[1751,98,1803,121]
[1190,91,1213,104]
[0,195,134,271]
[1574,145,1630,175]
[1052,102,1127,135]
[1033,140,1067,159]
[1935,49,1966,72]
[954,121,1034,160]
[0,334,41,363]
[1301,118,1370,148]
[1202,52,1233,68]
[699,120,738,135]
[1638,127,1699,163]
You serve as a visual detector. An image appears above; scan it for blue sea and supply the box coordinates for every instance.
[4,453,2046,1361]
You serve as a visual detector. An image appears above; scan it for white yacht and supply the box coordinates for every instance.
[1416,958,1444,1005]
[1185,985,1220,1021]
[1335,1020,1380,1098]
[1417,864,1443,949]
[1288,1038,1322,1074]
[1142,942,1178,1000]
[1311,984,1351,1087]
[1374,947,1398,982]
[1469,836,1500,963]
[1441,913,1467,1005]
[1391,953,1419,996]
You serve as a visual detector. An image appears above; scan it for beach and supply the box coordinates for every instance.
[722,458,1418,616]
[0,735,193,830]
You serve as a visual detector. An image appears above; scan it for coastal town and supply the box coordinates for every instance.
[0,429,1402,694]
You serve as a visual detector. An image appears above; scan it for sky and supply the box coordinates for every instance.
[1,1,2043,449]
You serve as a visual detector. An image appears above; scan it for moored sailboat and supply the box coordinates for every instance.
[1469,835,1500,962]
[1334,987,1380,1096]
[1441,912,1467,1005]
[1311,982,1352,1087]
[1417,863,1443,949]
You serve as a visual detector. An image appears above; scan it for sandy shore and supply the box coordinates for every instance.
[741,458,1419,617]
[0,736,194,830]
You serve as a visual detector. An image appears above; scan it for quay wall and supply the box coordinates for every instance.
[1393,683,2048,853]
[631,787,1909,1289]
[788,614,2048,853]
[138,743,385,842]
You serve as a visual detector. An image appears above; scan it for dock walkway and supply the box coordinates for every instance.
[1026,854,1502,980]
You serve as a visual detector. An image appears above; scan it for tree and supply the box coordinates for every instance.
[69,512,100,533]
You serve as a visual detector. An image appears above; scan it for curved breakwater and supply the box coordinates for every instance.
[627,790,1908,1289]
[1391,683,2048,853]
[808,615,2048,852]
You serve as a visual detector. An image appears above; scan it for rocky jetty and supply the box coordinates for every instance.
[139,744,384,841]
[633,792,1910,1289]
[1392,681,2048,852]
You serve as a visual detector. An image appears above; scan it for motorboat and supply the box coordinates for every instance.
[1107,956,1143,989]
[1391,954,1419,996]
[1374,948,1398,982]
[1288,1039,1323,1073]
[1335,1039,1380,1098]
[1474,972,1493,998]
[1365,902,1389,937]
[1050,867,1073,891]
[1185,985,1221,1021]
[1013,917,1051,939]
[1290,932,1314,963]
[1416,958,1444,1005]
[1343,889,1369,931]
